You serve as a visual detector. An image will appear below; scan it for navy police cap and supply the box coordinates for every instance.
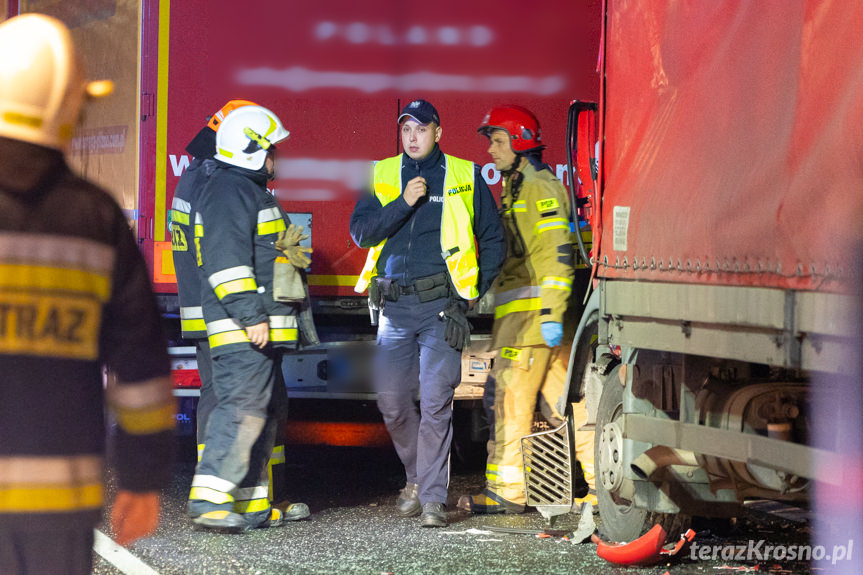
[398,99,440,126]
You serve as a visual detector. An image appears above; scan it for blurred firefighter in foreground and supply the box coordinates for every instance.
[171,100,299,513]
[186,105,318,531]
[460,106,594,514]
[350,99,505,527]
[0,14,174,574]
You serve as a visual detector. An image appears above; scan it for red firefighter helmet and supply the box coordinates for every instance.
[477,105,545,153]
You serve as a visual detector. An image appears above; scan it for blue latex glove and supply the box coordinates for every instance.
[541,321,563,347]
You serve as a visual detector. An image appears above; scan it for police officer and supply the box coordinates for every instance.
[186,105,318,531]
[0,14,174,574]
[350,99,505,527]
[460,105,593,514]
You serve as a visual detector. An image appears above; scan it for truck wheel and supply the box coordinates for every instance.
[595,365,689,543]
[568,312,598,403]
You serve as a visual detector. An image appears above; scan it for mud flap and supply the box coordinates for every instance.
[521,418,575,525]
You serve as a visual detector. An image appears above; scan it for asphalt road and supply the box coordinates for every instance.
[89,402,830,575]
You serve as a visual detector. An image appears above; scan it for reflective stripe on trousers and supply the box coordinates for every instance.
[485,344,568,504]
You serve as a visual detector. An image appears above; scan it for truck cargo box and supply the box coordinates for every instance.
[595,0,862,294]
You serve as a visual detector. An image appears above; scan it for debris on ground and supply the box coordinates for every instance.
[439,528,494,535]
[592,525,696,566]
[568,502,596,544]
[484,526,571,538]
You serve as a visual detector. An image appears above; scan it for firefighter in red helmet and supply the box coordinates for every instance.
[459,105,594,513]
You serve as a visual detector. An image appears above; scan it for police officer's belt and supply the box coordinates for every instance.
[376,272,450,303]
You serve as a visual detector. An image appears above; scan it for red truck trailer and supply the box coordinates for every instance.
[4,1,601,407]
[521,0,863,542]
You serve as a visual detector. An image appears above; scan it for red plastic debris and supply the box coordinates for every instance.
[592,525,697,566]
[661,528,696,556]
[592,524,667,566]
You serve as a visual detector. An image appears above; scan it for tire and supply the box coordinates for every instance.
[595,365,690,543]
[568,313,598,403]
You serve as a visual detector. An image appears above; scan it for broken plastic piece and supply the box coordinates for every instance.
[569,502,596,543]
[660,528,696,556]
[592,525,697,566]
[592,524,667,565]
[485,526,570,537]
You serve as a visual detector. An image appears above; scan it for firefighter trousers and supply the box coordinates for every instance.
[189,346,288,527]
[374,294,462,506]
[484,343,594,504]
[0,526,93,575]
[194,340,288,504]
[195,338,215,452]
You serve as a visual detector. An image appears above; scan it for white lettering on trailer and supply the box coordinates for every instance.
[169,155,569,195]
[315,22,493,47]
[169,154,190,177]
[481,163,500,186]
[236,67,565,96]
[274,158,371,186]
[273,189,337,202]
[555,164,570,186]
[480,164,570,187]
[613,206,630,252]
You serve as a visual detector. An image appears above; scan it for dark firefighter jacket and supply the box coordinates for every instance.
[0,137,175,530]
[171,157,216,340]
[195,162,318,357]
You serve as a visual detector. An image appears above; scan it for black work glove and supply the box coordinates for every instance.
[439,299,471,351]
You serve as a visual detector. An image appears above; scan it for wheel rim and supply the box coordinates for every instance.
[598,406,625,493]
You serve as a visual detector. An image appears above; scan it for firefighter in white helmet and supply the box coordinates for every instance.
[0,14,174,574]
[171,99,308,521]
[172,99,257,454]
[187,104,318,531]
[459,105,594,514]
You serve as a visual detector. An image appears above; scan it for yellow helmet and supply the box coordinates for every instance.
[215,105,289,171]
[0,14,112,150]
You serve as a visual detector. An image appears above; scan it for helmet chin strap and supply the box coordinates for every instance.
[500,150,522,177]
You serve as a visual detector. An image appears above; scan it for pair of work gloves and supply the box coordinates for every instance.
[276,224,312,268]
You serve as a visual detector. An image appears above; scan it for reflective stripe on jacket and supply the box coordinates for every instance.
[171,158,213,339]
[0,139,174,524]
[355,153,478,299]
[196,164,313,356]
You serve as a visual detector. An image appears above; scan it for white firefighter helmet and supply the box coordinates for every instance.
[0,14,112,150]
[214,105,289,171]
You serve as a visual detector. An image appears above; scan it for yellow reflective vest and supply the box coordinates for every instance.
[355,153,479,299]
